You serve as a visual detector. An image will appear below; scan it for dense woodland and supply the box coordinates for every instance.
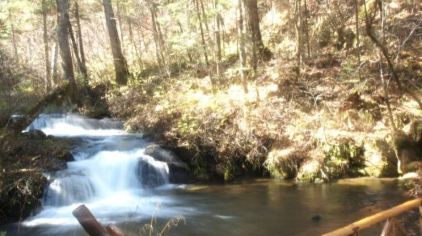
[0,0,421,204]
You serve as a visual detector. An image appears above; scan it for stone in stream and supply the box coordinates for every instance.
[144,144,190,184]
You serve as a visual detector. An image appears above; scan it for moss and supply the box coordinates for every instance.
[264,147,305,179]
[297,160,321,182]
[321,139,365,180]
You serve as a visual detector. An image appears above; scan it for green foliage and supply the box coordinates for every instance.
[322,140,365,180]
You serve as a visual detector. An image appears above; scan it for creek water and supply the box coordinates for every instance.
[3,114,414,235]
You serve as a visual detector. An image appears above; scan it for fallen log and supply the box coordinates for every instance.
[72,205,125,236]
[9,83,72,133]
[72,205,112,236]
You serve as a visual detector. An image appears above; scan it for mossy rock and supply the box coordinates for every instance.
[297,159,322,182]
[264,147,306,179]
[0,172,47,224]
[321,139,365,180]
[363,139,398,177]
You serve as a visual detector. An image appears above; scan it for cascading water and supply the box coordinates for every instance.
[23,114,186,230]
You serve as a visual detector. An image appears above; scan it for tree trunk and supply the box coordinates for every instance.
[102,0,129,85]
[243,0,271,61]
[303,0,310,59]
[51,37,59,85]
[75,2,88,80]
[214,0,222,79]
[354,0,361,80]
[9,10,19,63]
[194,0,209,67]
[42,0,52,92]
[56,0,77,92]
[148,3,166,75]
[364,0,422,110]
[238,0,248,93]
[116,1,125,54]
[127,13,143,70]
[294,0,302,79]
[68,19,88,79]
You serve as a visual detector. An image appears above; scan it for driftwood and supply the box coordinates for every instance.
[9,83,72,133]
[72,205,124,236]
[323,198,421,236]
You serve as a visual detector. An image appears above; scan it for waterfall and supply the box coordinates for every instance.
[23,113,178,227]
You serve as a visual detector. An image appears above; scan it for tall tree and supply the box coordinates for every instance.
[8,10,19,62]
[294,0,302,79]
[194,0,209,67]
[354,0,361,80]
[74,1,87,79]
[243,0,271,63]
[148,1,167,76]
[238,0,248,93]
[102,0,129,85]
[214,0,222,79]
[56,0,76,90]
[42,0,52,92]
[67,16,87,79]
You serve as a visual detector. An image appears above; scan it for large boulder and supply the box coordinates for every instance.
[137,160,169,188]
[144,144,190,183]
[363,139,398,177]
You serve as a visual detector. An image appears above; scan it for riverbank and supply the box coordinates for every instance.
[0,131,73,224]
[106,66,422,183]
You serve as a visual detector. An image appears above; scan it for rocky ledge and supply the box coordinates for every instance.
[0,130,73,224]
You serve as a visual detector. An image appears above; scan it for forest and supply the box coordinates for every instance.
[0,0,421,235]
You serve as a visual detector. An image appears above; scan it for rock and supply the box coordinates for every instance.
[24,129,47,139]
[393,131,422,174]
[363,139,398,177]
[321,139,365,180]
[264,147,306,179]
[0,132,73,224]
[297,159,321,182]
[137,161,168,188]
[311,214,322,222]
[144,144,190,183]
[0,172,47,224]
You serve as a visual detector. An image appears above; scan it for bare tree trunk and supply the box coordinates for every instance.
[102,0,129,85]
[214,0,222,80]
[378,0,396,131]
[243,0,271,61]
[42,0,52,92]
[364,0,422,110]
[355,0,361,80]
[75,2,88,79]
[9,10,19,62]
[51,37,59,85]
[194,0,209,67]
[148,3,166,75]
[294,0,302,79]
[238,0,248,93]
[56,0,76,92]
[68,19,87,79]
[128,16,143,70]
[303,0,310,59]
[116,1,125,54]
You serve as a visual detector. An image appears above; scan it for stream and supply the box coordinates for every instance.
[3,114,414,235]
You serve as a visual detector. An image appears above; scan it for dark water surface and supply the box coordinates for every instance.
[4,178,414,236]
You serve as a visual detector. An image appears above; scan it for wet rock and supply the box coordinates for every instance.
[137,161,168,188]
[311,214,322,222]
[144,144,190,183]
[24,129,47,139]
